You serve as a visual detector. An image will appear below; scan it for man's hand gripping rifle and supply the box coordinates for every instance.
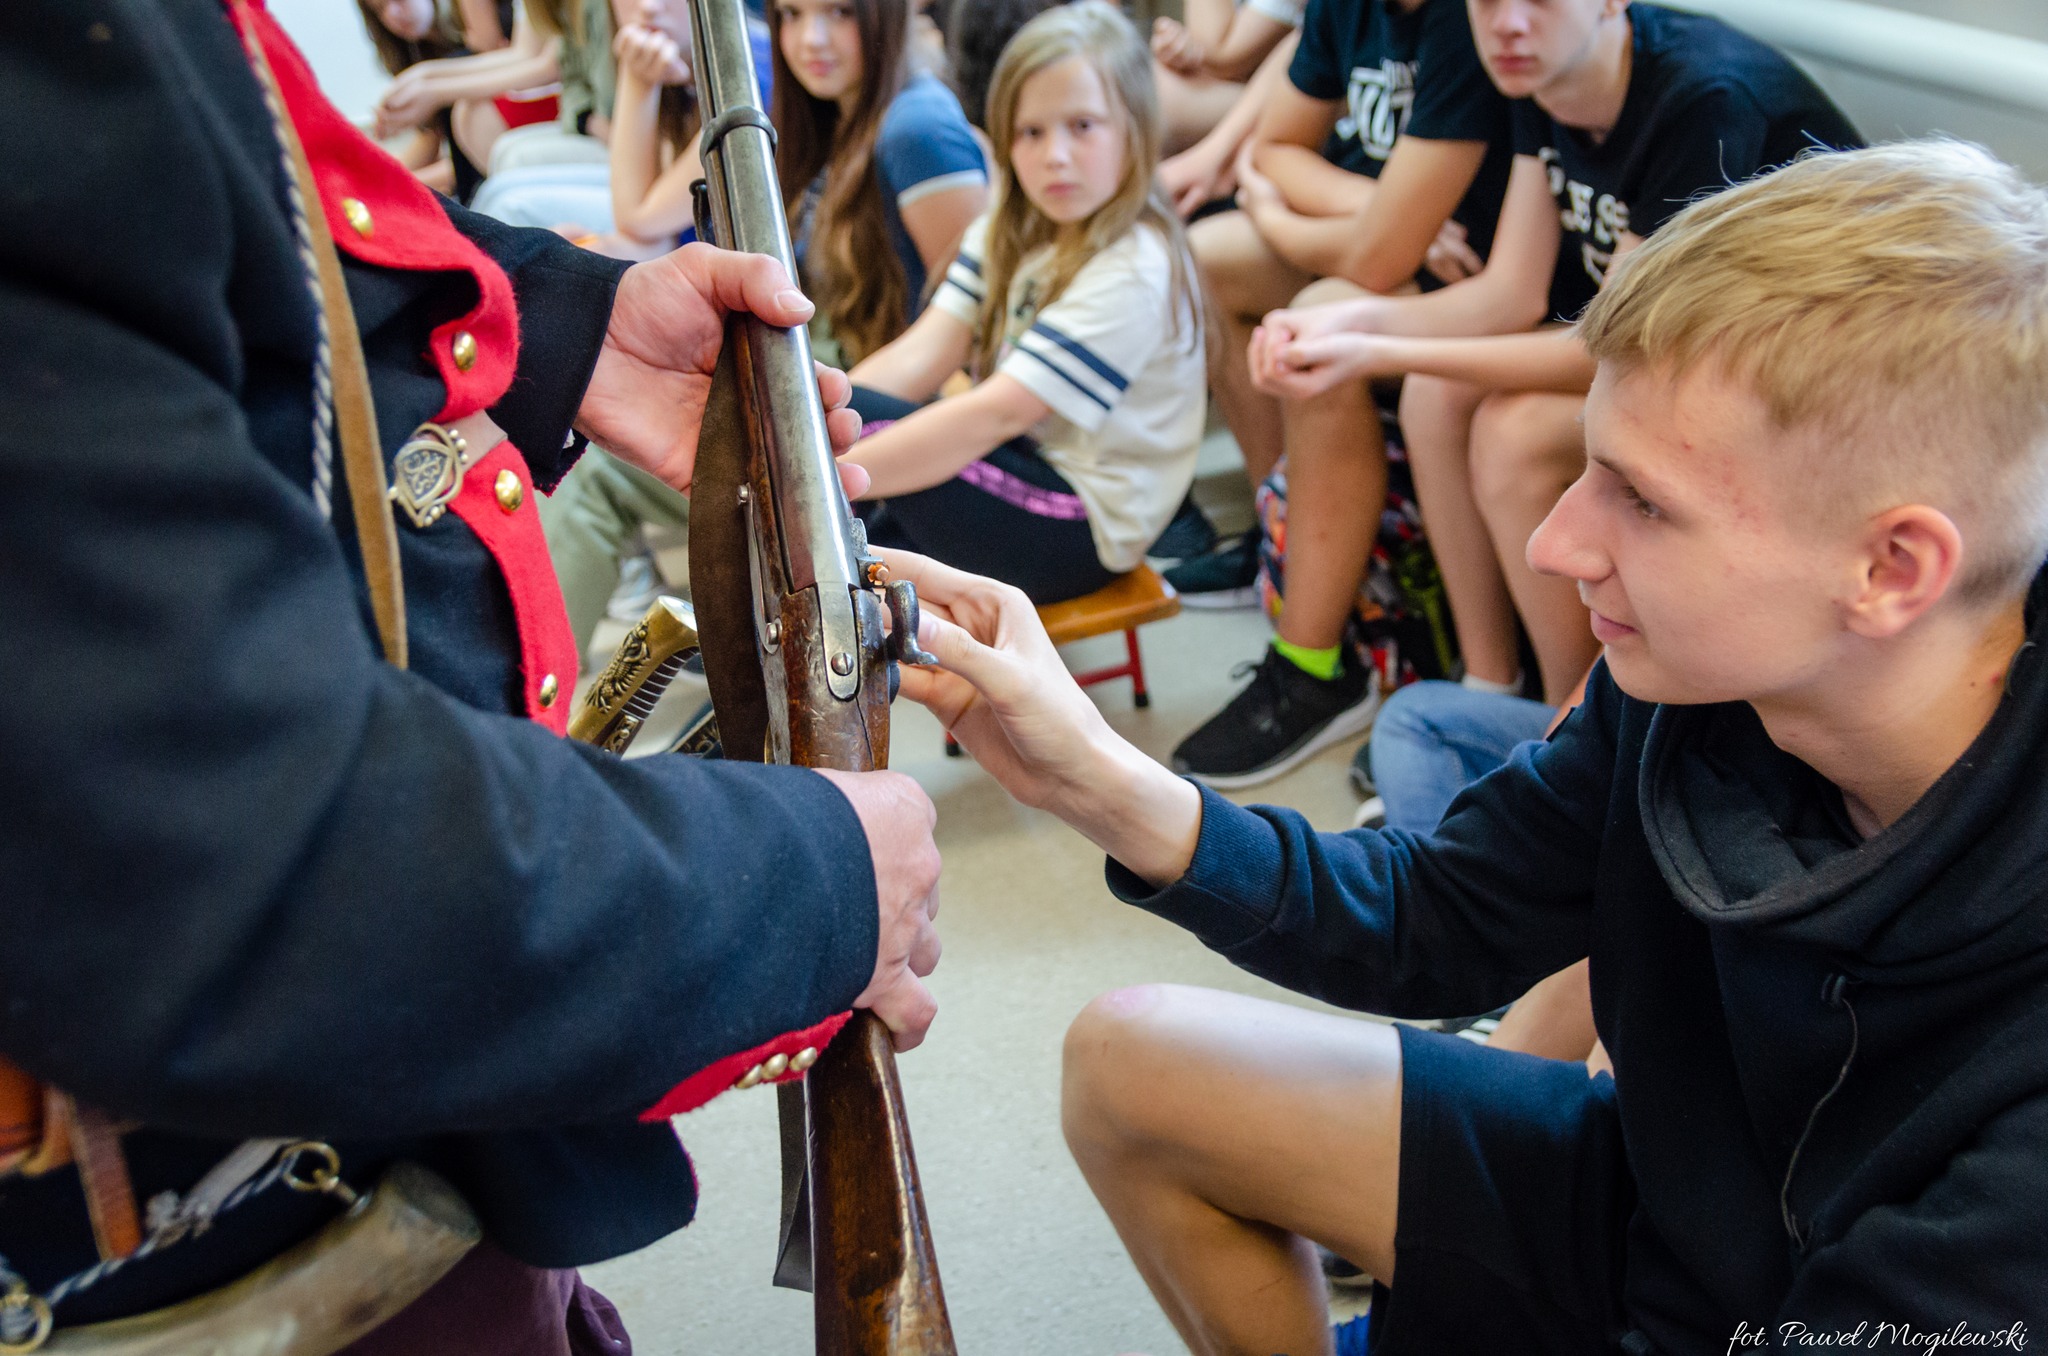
[565,0,956,1350]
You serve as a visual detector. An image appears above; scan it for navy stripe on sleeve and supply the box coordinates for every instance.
[1013,345,1113,411]
[1029,321,1129,391]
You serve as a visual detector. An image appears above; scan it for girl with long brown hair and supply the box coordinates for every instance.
[838,1,1205,604]
[770,0,987,364]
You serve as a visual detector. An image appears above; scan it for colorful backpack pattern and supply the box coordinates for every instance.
[1254,408,1459,690]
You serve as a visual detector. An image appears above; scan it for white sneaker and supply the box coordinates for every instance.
[606,551,665,622]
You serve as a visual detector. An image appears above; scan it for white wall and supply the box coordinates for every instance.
[270,0,391,125]
[1685,0,2048,181]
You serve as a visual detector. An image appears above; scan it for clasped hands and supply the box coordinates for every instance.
[1244,301,1403,400]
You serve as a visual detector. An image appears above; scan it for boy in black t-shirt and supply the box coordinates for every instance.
[1177,0,1513,600]
[1519,6,1859,324]
[1173,0,1860,787]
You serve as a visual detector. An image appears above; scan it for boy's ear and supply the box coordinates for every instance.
[1844,505,1965,640]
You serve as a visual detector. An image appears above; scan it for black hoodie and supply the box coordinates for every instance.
[1113,570,2048,1351]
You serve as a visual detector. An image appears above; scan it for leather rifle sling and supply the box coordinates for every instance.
[235,0,409,669]
[682,327,811,1289]
[65,1100,144,1263]
[685,331,771,767]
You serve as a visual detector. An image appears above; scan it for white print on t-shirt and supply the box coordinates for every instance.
[1541,146,1630,287]
[1337,59,1416,161]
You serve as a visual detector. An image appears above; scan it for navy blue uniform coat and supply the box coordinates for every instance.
[0,0,876,1319]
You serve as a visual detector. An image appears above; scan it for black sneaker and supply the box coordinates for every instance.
[1171,647,1379,789]
[1318,1244,1375,1292]
[1147,493,1218,563]
[1164,533,1260,610]
[1348,738,1376,798]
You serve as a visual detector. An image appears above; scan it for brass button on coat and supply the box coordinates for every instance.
[790,1046,819,1073]
[494,469,524,514]
[735,1064,764,1091]
[341,197,373,238]
[538,673,559,708]
[762,1052,790,1080]
[451,330,478,372]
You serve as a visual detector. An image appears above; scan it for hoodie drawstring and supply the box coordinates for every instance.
[1780,972,1859,1253]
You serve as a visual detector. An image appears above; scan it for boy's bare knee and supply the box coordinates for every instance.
[1061,984,1178,1157]
[1400,372,1465,423]
[1470,392,1576,507]
[1290,275,1366,310]
[1191,213,1282,314]
[1190,211,1254,275]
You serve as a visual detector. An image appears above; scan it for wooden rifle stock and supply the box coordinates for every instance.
[674,0,957,1350]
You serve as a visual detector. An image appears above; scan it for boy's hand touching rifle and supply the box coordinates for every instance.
[884,551,1205,893]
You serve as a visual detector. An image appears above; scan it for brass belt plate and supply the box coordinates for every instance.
[388,422,475,530]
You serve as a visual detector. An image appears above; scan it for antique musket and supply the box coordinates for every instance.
[567,0,955,1347]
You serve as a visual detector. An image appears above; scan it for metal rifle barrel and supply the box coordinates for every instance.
[685,0,866,697]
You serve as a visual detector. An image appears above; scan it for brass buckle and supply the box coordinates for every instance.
[0,1283,53,1354]
[279,1142,360,1209]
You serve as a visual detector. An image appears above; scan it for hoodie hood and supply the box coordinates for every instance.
[1640,568,2048,981]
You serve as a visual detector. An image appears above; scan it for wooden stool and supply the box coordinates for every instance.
[945,566,1180,755]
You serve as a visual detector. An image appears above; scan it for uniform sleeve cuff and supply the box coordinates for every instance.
[444,205,633,490]
[640,1011,853,1119]
[1105,783,1287,950]
[492,246,630,490]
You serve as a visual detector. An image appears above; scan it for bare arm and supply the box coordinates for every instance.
[1247,218,1646,400]
[1180,0,1239,49]
[373,17,561,136]
[1256,327,1593,403]
[1244,78,1342,202]
[607,27,702,244]
[899,184,990,286]
[1202,9,1294,81]
[845,305,975,403]
[1267,155,1559,342]
[454,0,508,49]
[843,375,1051,498]
[1243,135,1487,289]
[1158,31,1300,218]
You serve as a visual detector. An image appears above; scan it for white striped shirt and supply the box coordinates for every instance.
[934,214,1205,573]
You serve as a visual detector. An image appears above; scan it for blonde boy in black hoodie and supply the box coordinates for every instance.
[891,141,2048,1354]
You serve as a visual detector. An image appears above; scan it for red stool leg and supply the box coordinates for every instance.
[1126,628,1150,708]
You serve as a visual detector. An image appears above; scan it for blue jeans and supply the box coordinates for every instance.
[1367,681,1552,833]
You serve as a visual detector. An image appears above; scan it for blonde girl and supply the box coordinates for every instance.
[841,0,1205,604]
[771,0,988,365]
